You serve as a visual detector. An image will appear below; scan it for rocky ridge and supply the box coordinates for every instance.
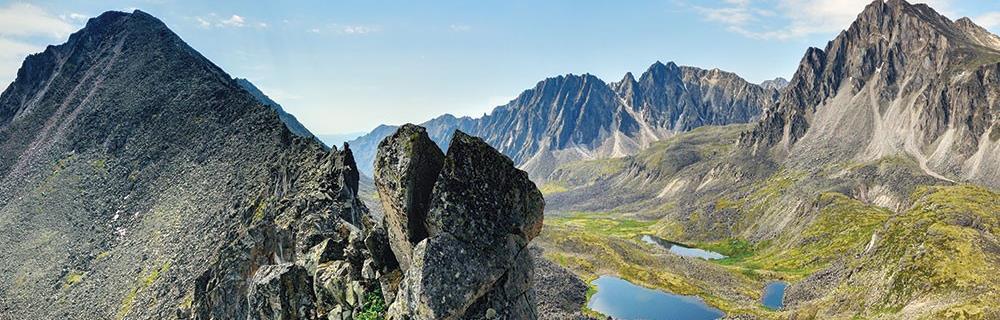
[0,10,550,320]
[235,78,315,139]
[349,62,779,179]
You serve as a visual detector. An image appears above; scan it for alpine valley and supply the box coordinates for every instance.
[0,1,997,320]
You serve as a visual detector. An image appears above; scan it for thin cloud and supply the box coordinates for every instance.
[196,17,212,28]
[195,14,268,29]
[691,0,955,40]
[340,25,379,35]
[0,3,80,89]
[449,24,472,32]
[309,24,381,35]
[0,3,75,38]
[974,12,1000,29]
[220,15,246,27]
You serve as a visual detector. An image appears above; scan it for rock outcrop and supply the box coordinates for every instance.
[373,125,545,319]
[373,124,445,272]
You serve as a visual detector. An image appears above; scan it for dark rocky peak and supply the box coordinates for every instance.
[640,60,683,83]
[2,10,200,126]
[373,125,543,319]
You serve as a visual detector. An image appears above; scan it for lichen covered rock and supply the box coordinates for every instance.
[247,263,316,320]
[374,124,445,272]
[375,126,544,320]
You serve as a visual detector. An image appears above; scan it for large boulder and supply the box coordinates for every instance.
[374,126,545,320]
[374,124,445,271]
[426,131,545,246]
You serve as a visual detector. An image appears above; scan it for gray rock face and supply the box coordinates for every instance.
[247,263,316,320]
[374,125,544,320]
[427,131,544,246]
[349,63,777,179]
[759,77,789,91]
[740,0,1000,186]
[374,124,446,271]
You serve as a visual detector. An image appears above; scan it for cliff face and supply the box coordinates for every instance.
[741,0,1000,187]
[349,62,778,179]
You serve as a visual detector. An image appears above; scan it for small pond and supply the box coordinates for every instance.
[641,235,727,260]
[587,275,725,320]
[762,281,787,310]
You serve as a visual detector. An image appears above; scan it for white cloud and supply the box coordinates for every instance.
[0,3,75,39]
[220,15,246,27]
[0,3,80,89]
[196,14,270,29]
[62,13,90,23]
[449,24,472,32]
[340,25,378,34]
[310,24,380,35]
[0,38,41,89]
[196,17,212,28]
[974,12,1000,29]
[693,0,955,40]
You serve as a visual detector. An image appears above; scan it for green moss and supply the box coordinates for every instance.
[96,251,112,260]
[117,261,171,320]
[581,281,606,318]
[178,291,194,310]
[91,158,107,172]
[251,196,273,223]
[63,271,85,288]
[355,289,386,320]
[538,181,570,195]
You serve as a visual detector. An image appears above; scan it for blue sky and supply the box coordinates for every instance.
[1,1,998,135]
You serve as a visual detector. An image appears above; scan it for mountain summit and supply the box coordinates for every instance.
[741,0,1000,186]
[0,10,369,319]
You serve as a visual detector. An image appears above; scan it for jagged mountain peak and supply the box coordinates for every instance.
[760,77,789,91]
[741,0,1000,187]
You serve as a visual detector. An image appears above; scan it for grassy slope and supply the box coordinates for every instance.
[536,124,1000,319]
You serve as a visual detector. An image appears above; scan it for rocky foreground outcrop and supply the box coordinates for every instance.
[375,124,545,319]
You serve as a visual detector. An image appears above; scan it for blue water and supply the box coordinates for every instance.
[762,281,787,310]
[641,235,727,260]
[587,276,725,320]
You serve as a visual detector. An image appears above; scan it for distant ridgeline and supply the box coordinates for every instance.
[348,64,786,179]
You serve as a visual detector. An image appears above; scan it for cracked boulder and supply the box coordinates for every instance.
[375,126,544,320]
[247,263,316,320]
[374,124,446,272]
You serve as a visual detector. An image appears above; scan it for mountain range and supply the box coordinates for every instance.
[348,64,784,178]
[0,0,997,319]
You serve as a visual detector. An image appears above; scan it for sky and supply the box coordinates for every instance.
[1,0,998,135]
